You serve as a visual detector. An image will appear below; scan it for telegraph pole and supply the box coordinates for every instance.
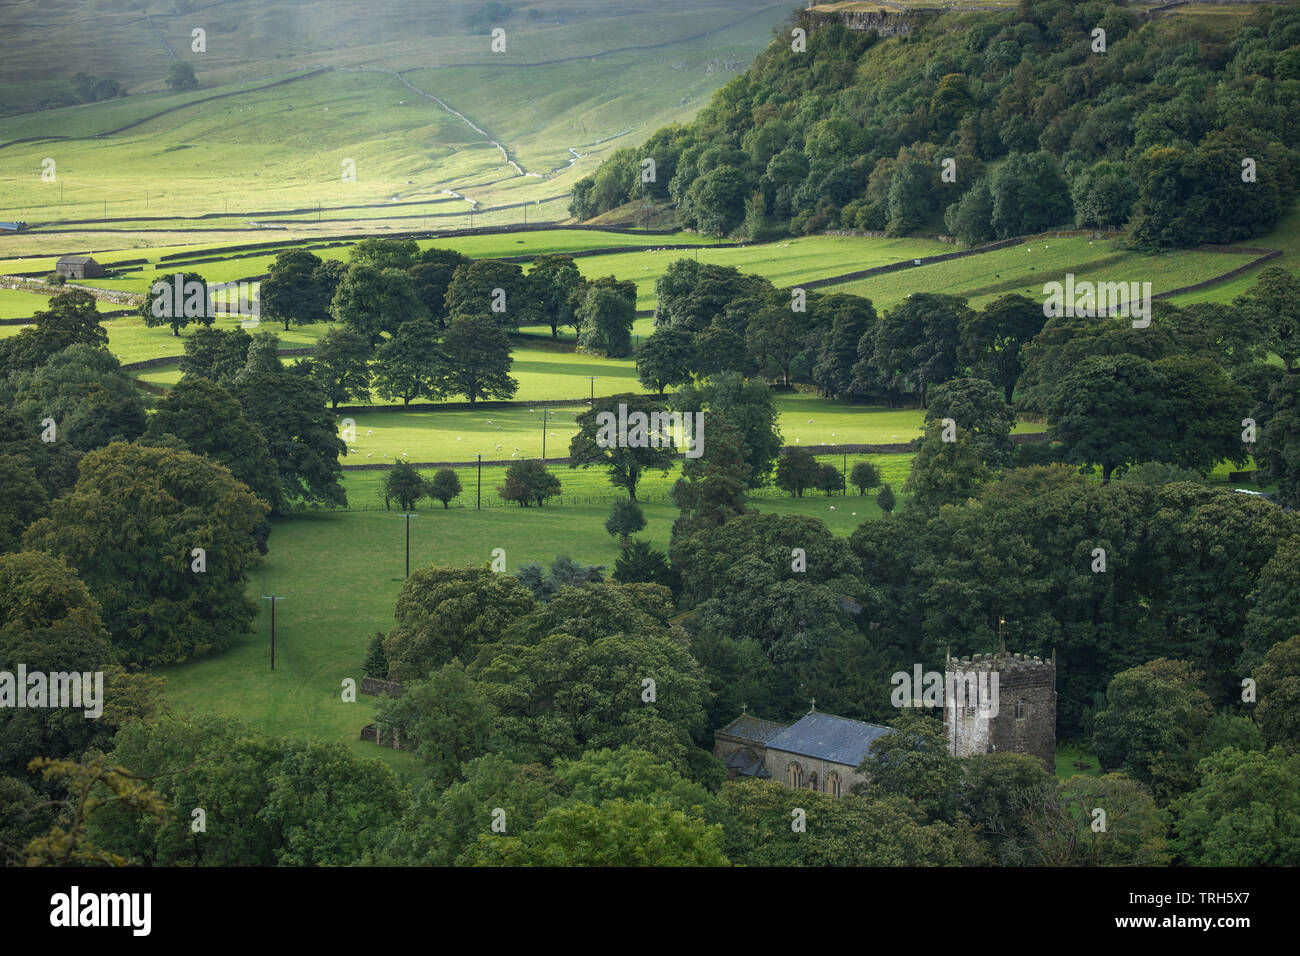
[541,408,549,460]
[476,454,482,510]
[260,595,284,671]
[587,376,595,406]
[398,513,417,578]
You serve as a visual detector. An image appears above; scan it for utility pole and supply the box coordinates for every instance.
[541,408,550,460]
[476,454,482,510]
[260,595,285,671]
[397,513,417,578]
[587,376,595,406]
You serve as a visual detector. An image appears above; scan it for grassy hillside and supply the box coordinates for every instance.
[0,1,790,238]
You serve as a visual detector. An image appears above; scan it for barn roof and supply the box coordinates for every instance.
[766,712,893,767]
[56,255,98,264]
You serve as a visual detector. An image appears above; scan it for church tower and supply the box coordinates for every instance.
[944,648,1056,774]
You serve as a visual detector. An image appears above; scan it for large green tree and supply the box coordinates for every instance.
[23,443,267,665]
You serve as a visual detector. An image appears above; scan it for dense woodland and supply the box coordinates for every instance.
[573,1,1300,248]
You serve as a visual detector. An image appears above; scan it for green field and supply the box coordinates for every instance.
[0,1,790,239]
[823,236,1260,312]
[158,467,910,757]
[0,287,47,319]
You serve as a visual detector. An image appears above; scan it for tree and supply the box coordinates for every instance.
[815,462,843,496]
[1234,267,1300,372]
[871,293,971,408]
[1092,658,1212,802]
[408,254,467,331]
[331,264,426,344]
[260,249,330,332]
[812,295,878,399]
[143,377,285,514]
[904,426,993,515]
[466,798,728,866]
[2,343,147,452]
[877,483,896,514]
[855,712,961,823]
[675,373,782,489]
[689,166,749,236]
[1254,636,1300,751]
[1022,772,1170,866]
[775,447,819,498]
[944,176,996,246]
[1071,160,1138,230]
[576,284,636,357]
[960,293,1045,404]
[670,415,750,540]
[745,304,801,386]
[428,468,462,509]
[0,291,111,377]
[1153,354,1250,474]
[438,314,517,405]
[384,460,428,511]
[444,259,531,326]
[499,460,561,507]
[234,331,282,383]
[308,325,372,411]
[475,629,711,771]
[384,754,557,866]
[165,62,198,91]
[140,271,212,336]
[233,369,347,507]
[637,327,696,395]
[1046,353,1168,483]
[23,443,267,665]
[718,781,983,867]
[0,551,161,778]
[925,377,1016,466]
[383,567,535,682]
[349,238,420,271]
[957,752,1054,865]
[372,318,444,406]
[850,461,881,496]
[989,151,1073,238]
[0,456,46,555]
[570,393,676,502]
[374,661,496,788]
[605,498,646,545]
[528,254,584,338]
[1256,371,1300,508]
[1173,747,1300,866]
[180,326,250,386]
[553,747,722,820]
[612,540,676,590]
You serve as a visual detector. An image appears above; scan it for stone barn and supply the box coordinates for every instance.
[55,255,107,279]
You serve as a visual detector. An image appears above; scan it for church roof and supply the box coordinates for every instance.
[716,713,787,746]
[723,747,770,777]
[766,712,893,768]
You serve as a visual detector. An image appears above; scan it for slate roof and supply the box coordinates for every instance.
[723,747,770,778]
[765,712,893,767]
[56,255,96,265]
[716,713,787,747]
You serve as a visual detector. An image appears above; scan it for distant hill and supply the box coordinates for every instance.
[572,0,1300,250]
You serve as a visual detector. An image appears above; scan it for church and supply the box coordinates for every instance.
[713,707,891,796]
[713,649,1058,796]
